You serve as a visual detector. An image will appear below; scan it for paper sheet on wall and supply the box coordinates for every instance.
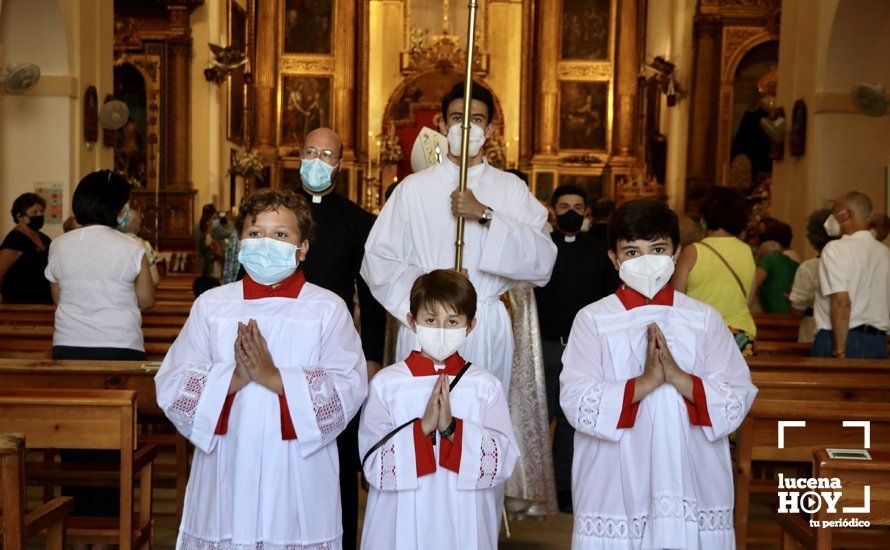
[35,184,64,224]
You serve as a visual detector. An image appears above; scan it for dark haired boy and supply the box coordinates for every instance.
[560,199,757,549]
[359,269,519,550]
[362,82,557,394]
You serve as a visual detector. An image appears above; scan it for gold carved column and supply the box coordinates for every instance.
[533,2,559,157]
[168,36,192,186]
[254,0,278,150]
[333,0,356,153]
[612,0,639,158]
[684,15,720,210]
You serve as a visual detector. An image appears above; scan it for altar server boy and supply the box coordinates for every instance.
[560,199,757,550]
[156,189,368,549]
[359,269,519,550]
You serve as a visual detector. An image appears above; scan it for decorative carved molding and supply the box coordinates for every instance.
[399,30,489,76]
[557,62,613,81]
[114,17,141,50]
[279,56,335,75]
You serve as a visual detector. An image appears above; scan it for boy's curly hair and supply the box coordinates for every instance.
[236,189,315,241]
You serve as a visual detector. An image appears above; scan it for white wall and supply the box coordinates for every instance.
[0,0,71,239]
[773,0,890,257]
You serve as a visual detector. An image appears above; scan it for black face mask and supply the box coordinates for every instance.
[556,210,584,233]
[26,215,45,231]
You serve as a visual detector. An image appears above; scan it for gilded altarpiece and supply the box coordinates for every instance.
[113,2,200,251]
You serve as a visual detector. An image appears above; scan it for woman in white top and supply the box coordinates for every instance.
[45,170,155,361]
[789,209,837,343]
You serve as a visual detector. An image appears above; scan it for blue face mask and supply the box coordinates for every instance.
[237,237,301,285]
[117,203,131,230]
[300,158,336,193]
[211,219,221,230]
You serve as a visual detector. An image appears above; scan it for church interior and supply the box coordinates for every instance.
[1,0,890,549]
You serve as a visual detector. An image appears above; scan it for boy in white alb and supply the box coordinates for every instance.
[359,269,519,550]
[156,190,368,549]
[560,199,757,549]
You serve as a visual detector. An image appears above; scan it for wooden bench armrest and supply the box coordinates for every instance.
[776,513,815,549]
[24,496,74,538]
[133,443,158,472]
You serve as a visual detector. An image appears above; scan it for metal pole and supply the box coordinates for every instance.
[454,0,479,271]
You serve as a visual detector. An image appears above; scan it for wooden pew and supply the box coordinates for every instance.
[1,433,74,549]
[0,359,188,515]
[756,341,812,356]
[0,303,192,328]
[753,371,890,403]
[0,388,156,549]
[734,399,890,549]
[0,325,179,360]
[754,313,802,343]
[748,356,890,376]
[778,449,890,549]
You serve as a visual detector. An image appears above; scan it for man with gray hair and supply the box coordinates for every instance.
[816,191,890,357]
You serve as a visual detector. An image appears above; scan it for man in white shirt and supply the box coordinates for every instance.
[360,82,557,392]
[816,191,890,358]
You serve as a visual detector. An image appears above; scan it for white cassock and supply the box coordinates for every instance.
[560,288,757,550]
[359,351,520,550]
[360,158,557,391]
[155,273,368,549]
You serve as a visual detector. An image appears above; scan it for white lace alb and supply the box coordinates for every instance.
[178,533,341,550]
[304,367,345,443]
[574,497,733,540]
[477,436,499,488]
[166,363,211,437]
[379,442,397,490]
[577,383,605,432]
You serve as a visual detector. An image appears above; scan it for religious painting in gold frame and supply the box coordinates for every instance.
[558,172,605,202]
[558,81,610,151]
[227,0,248,145]
[278,74,332,146]
[281,0,335,55]
[560,0,612,60]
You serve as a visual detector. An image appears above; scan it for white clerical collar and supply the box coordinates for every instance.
[311,194,322,204]
[564,235,576,243]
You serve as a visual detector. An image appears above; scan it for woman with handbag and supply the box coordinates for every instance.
[672,187,758,355]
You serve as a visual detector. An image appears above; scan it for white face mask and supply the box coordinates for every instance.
[237,237,300,285]
[618,254,675,299]
[446,122,486,157]
[823,214,841,238]
[415,325,467,363]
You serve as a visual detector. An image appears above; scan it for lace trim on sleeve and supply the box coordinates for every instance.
[379,442,397,490]
[165,364,211,437]
[477,436,499,488]
[179,533,339,550]
[304,367,346,443]
[577,383,605,431]
[714,380,743,424]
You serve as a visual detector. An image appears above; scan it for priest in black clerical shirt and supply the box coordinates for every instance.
[296,127,385,550]
[534,184,618,513]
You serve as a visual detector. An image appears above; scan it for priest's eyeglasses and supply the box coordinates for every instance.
[300,147,339,162]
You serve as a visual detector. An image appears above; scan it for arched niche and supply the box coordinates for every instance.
[382,69,504,180]
[715,30,778,186]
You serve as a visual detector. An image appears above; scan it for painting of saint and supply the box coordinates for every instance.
[281,75,331,144]
[561,0,610,60]
[283,0,333,54]
[559,81,608,151]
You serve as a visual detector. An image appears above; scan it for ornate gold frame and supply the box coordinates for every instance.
[716,26,777,185]
[114,53,162,191]
[554,0,617,156]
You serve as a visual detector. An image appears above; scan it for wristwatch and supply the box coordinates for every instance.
[479,207,493,226]
[439,419,457,438]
